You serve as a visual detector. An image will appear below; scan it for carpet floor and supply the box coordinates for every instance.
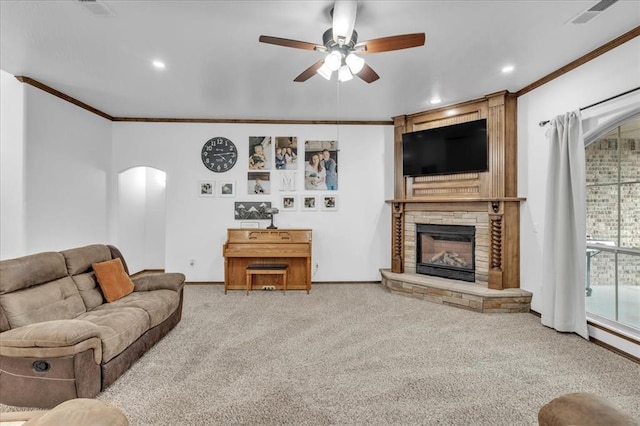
[3,284,639,425]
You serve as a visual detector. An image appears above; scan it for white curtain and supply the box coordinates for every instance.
[541,110,589,339]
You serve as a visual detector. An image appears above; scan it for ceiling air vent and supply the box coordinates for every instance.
[569,0,619,24]
[77,0,115,17]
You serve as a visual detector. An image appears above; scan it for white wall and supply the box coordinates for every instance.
[112,122,393,282]
[22,83,113,254]
[117,167,166,273]
[518,39,640,350]
[144,167,167,269]
[0,70,26,259]
[117,167,148,273]
[518,37,640,311]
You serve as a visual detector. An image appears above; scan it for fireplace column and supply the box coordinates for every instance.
[486,200,520,290]
[391,202,404,273]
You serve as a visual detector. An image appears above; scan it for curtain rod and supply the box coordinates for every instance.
[538,86,640,127]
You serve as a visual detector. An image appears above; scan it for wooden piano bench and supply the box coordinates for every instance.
[245,264,289,295]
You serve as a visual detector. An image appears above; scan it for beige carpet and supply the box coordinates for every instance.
[3,284,640,425]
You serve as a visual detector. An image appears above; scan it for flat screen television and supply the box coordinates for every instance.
[402,119,488,177]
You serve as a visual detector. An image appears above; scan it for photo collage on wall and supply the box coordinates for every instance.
[199,134,338,217]
[237,136,339,215]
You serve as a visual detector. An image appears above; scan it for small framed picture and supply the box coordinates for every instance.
[199,181,215,197]
[281,195,297,211]
[240,221,260,229]
[321,195,338,211]
[302,195,317,211]
[219,181,235,197]
[248,172,270,195]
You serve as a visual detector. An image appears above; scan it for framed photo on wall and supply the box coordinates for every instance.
[248,136,272,170]
[199,181,215,197]
[304,140,338,191]
[234,201,272,220]
[248,172,270,195]
[275,136,298,170]
[219,181,235,197]
[281,195,297,211]
[302,195,317,211]
[321,195,338,211]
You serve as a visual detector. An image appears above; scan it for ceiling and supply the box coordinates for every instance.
[1,1,638,122]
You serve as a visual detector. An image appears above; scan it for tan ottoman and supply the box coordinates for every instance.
[538,392,638,426]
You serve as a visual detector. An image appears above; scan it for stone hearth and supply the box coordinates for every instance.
[380,269,531,313]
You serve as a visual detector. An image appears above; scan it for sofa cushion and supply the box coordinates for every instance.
[0,276,86,329]
[92,258,134,302]
[61,245,112,276]
[76,307,149,363]
[92,290,180,328]
[71,272,104,311]
[0,252,68,295]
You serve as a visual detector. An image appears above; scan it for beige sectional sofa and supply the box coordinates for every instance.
[0,244,185,408]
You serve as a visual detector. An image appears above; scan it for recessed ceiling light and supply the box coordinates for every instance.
[501,65,515,74]
[152,60,166,70]
[430,98,442,105]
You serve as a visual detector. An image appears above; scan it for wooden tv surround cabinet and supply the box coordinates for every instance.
[223,229,312,293]
[389,91,526,292]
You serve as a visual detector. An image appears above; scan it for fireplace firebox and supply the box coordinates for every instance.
[416,224,475,282]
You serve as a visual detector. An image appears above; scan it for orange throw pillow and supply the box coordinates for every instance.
[93,258,135,302]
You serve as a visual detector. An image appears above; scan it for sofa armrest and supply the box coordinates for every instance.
[132,272,185,293]
[0,320,103,363]
[0,319,100,349]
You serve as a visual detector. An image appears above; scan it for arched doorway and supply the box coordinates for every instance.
[117,166,167,274]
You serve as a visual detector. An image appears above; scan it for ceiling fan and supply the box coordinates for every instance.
[259,0,425,83]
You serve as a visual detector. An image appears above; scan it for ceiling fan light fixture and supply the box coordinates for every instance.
[325,50,342,71]
[332,0,357,44]
[317,63,333,80]
[338,65,353,82]
[345,53,364,74]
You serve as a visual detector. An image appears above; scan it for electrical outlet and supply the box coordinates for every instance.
[261,285,275,291]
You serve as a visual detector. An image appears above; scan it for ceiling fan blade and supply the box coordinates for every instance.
[294,59,325,82]
[259,35,321,51]
[332,0,357,44]
[356,63,380,84]
[355,33,426,54]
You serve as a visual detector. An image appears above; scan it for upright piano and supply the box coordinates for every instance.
[223,229,312,293]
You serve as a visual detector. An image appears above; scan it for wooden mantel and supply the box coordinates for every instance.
[390,91,525,291]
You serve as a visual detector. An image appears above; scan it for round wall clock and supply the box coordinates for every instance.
[201,137,238,172]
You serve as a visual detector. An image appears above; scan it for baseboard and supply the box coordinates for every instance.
[529,309,639,364]
[590,336,639,364]
[184,281,223,285]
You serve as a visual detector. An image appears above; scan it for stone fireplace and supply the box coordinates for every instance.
[380,91,532,313]
[416,224,475,282]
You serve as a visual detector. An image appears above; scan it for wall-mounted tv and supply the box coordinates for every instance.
[402,119,488,177]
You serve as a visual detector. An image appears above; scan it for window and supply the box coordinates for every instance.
[585,116,640,332]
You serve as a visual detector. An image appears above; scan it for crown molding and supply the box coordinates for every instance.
[516,25,640,97]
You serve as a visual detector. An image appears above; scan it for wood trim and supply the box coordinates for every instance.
[588,320,640,346]
[386,197,526,203]
[13,76,392,126]
[112,117,393,125]
[516,26,640,97]
[15,76,114,121]
[529,310,639,363]
[590,338,640,364]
